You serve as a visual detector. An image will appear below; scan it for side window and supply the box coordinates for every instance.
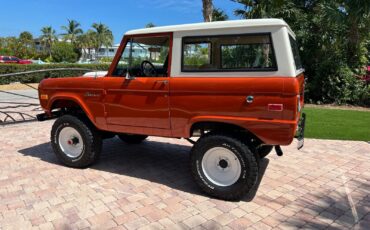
[221,36,275,70]
[289,35,303,70]
[182,34,277,72]
[113,35,170,77]
[183,42,212,71]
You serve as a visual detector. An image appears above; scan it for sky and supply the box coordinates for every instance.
[0,0,242,43]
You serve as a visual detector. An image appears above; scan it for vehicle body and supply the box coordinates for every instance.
[38,19,306,200]
[0,56,32,64]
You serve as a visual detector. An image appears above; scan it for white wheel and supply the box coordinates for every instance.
[52,115,102,168]
[191,134,258,200]
[201,147,242,187]
[58,127,84,158]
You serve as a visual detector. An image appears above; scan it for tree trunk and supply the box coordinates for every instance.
[202,0,213,22]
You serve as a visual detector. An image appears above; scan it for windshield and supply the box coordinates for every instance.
[289,35,303,71]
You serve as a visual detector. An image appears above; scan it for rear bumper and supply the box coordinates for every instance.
[295,113,306,149]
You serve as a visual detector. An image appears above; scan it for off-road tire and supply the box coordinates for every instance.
[190,133,259,200]
[257,145,273,159]
[118,134,148,144]
[51,115,102,168]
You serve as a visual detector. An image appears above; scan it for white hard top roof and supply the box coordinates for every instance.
[126,19,294,36]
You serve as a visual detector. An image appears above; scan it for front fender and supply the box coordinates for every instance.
[47,93,96,126]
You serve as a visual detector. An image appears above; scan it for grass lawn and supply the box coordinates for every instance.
[303,107,370,141]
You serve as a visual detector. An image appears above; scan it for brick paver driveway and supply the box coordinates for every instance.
[0,121,369,230]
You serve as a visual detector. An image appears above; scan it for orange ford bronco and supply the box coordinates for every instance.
[37,19,306,200]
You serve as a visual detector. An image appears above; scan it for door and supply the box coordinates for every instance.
[104,34,171,130]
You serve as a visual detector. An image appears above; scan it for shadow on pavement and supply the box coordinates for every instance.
[18,137,269,201]
[283,179,370,229]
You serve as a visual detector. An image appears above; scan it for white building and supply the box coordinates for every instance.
[95,43,120,59]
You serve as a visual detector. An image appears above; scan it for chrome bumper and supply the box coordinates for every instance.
[295,113,306,150]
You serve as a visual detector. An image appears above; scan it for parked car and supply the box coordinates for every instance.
[37,19,306,200]
[0,56,32,64]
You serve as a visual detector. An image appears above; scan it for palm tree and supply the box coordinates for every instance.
[212,8,229,21]
[40,26,57,58]
[232,0,283,19]
[145,23,156,28]
[91,23,113,59]
[324,0,370,67]
[202,0,213,22]
[19,31,34,49]
[76,30,96,60]
[61,19,83,44]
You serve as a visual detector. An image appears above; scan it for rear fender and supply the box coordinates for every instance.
[187,115,296,145]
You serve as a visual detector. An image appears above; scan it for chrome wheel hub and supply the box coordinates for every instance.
[202,147,241,187]
[58,127,84,158]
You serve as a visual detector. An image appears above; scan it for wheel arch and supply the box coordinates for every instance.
[189,120,263,145]
[48,96,96,126]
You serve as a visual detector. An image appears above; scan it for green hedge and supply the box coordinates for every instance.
[0,64,111,84]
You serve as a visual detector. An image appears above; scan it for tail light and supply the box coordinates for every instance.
[268,104,283,111]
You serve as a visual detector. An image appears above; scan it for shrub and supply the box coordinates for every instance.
[0,64,110,84]
[51,42,79,63]
[307,64,369,106]
[99,57,114,63]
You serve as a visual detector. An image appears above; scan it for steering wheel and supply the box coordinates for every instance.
[141,60,158,77]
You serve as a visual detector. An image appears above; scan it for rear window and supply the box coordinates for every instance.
[182,33,277,72]
[289,35,303,70]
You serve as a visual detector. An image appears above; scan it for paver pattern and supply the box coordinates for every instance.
[0,121,369,229]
